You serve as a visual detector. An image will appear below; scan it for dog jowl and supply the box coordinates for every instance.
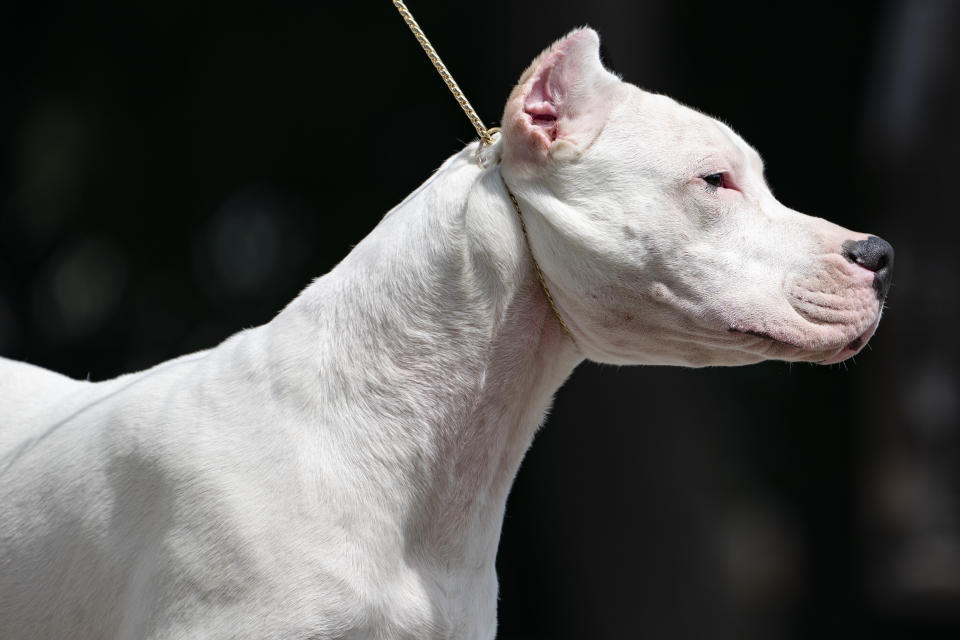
[0,27,892,640]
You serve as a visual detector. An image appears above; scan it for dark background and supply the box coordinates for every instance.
[2,1,959,638]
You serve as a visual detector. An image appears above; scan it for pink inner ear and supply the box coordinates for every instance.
[523,60,561,142]
[503,29,611,163]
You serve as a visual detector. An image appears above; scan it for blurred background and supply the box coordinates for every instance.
[1,0,958,637]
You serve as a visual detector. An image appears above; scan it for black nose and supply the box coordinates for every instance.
[842,235,894,300]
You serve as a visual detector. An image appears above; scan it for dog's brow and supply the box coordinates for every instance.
[730,142,764,179]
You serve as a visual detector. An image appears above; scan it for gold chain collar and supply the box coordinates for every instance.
[392,1,577,345]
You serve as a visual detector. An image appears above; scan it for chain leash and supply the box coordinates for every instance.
[392,1,577,345]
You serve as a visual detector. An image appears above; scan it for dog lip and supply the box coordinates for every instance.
[845,335,865,351]
[727,327,801,349]
[819,316,881,364]
[729,326,844,362]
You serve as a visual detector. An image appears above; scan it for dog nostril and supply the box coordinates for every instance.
[842,236,894,273]
[842,235,894,300]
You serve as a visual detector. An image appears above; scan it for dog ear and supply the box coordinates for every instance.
[501,28,621,165]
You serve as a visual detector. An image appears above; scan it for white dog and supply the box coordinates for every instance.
[0,29,892,639]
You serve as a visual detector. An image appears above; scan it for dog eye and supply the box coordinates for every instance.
[702,172,726,189]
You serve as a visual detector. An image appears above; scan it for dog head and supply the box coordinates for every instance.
[499,28,893,366]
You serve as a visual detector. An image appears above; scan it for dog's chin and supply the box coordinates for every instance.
[817,315,881,364]
[728,313,881,365]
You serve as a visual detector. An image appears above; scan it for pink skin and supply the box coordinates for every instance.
[819,258,885,364]
[820,316,881,364]
[729,251,884,364]
[523,73,559,141]
[502,29,620,167]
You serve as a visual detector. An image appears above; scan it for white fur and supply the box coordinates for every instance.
[0,29,885,639]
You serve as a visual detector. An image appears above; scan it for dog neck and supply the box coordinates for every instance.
[264,142,581,581]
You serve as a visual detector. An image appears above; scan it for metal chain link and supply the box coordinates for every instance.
[392,0,494,145]
[391,1,578,347]
[503,178,578,343]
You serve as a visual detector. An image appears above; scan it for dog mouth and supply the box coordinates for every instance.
[817,316,881,364]
[728,316,880,364]
[726,328,815,359]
